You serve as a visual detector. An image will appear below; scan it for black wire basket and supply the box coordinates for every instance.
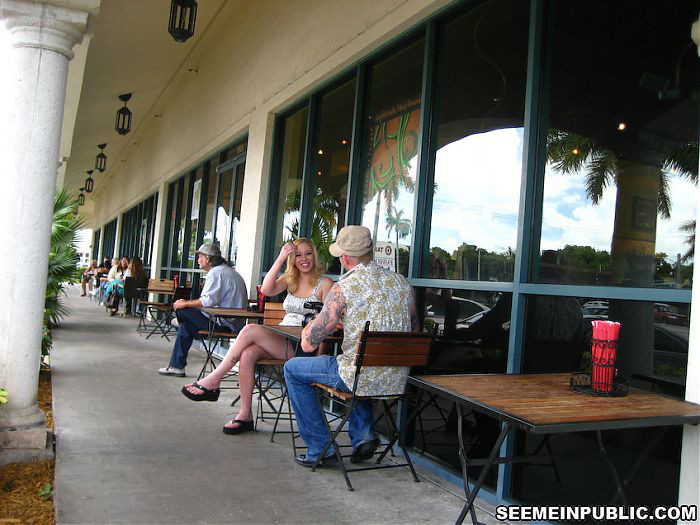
[570,372,628,397]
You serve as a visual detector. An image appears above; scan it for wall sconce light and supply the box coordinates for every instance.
[77,192,85,206]
[115,94,132,135]
[85,170,94,193]
[95,144,107,172]
[168,0,197,43]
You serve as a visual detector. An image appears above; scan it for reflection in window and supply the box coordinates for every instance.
[309,78,356,274]
[273,106,308,254]
[538,0,697,289]
[426,0,528,282]
[230,162,245,265]
[361,39,424,276]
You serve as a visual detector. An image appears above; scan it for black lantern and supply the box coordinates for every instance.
[115,94,132,135]
[77,192,85,206]
[95,144,107,172]
[168,0,197,43]
[85,170,94,193]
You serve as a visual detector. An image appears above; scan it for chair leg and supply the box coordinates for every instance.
[314,391,353,491]
[382,400,420,482]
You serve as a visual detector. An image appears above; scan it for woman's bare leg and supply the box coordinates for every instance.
[227,337,296,425]
[185,324,289,392]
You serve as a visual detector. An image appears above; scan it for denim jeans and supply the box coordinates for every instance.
[284,355,375,460]
[168,308,210,369]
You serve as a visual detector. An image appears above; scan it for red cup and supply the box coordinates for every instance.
[257,285,266,313]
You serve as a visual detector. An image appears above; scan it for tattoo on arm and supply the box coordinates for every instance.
[307,284,346,348]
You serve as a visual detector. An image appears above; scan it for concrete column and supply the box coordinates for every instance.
[680,16,700,524]
[149,181,168,279]
[113,212,122,257]
[0,0,88,452]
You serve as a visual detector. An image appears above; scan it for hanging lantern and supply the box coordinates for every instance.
[95,144,107,172]
[168,0,197,43]
[77,192,85,206]
[115,94,132,135]
[85,170,94,193]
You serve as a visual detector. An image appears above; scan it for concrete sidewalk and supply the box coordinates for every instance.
[52,286,503,524]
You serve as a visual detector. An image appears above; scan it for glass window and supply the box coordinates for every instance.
[310,78,356,274]
[175,176,190,267]
[537,0,698,289]
[272,106,309,252]
[230,162,245,265]
[360,39,424,276]
[425,0,528,282]
[202,157,219,244]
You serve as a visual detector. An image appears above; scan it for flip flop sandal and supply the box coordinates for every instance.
[222,419,255,435]
[181,381,220,402]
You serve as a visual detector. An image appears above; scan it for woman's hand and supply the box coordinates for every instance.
[277,243,297,262]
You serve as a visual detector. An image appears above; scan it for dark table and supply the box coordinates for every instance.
[408,373,700,525]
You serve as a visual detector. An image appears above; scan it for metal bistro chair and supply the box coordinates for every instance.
[253,303,298,440]
[124,276,149,317]
[139,279,182,340]
[311,321,433,491]
[195,325,240,390]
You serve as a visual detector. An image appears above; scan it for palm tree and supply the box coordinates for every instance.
[44,189,83,357]
[385,205,412,272]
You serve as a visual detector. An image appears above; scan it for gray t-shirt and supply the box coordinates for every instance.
[200,264,248,331]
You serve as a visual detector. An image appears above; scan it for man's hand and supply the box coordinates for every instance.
[172,299,188,311]
[301,284,346,353]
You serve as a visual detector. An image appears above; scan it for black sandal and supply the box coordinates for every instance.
[181,382,220,402]
[222,419,255,435]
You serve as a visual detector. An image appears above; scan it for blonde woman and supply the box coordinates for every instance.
[181,238,333,434]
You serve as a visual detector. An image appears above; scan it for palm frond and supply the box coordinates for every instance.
[657,171,671,219]
[663,141,698,182]
[584,152,616,204]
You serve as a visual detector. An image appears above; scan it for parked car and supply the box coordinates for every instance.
[582,300,609,309]
[582,306,609,322]
[654,303,688,326]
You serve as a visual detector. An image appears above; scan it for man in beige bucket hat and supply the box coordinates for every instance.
[284,225,417,467]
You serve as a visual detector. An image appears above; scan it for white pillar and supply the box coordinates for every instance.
[113,212,122,258]
[149,181,168,279]
[679,18,700,523]
[0,0,88,450]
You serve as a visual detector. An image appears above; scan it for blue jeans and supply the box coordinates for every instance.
[168,308,211,369]
[284,355,375,460]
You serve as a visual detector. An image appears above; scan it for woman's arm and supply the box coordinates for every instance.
[260,243,296,296]
[318,277,334,302]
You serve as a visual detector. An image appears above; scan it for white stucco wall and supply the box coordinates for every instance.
[83,0,452,292]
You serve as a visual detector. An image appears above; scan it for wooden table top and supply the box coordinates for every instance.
[199,307,264,319]
[410,373,700,434]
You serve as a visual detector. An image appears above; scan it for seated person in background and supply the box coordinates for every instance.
[81,260,97,297]
[159,243,248,379]
[180,238,333,435]
[105,256,130,316]
[120,256,146,315]
[284,226,418,466]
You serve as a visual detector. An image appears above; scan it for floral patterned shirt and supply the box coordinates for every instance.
[336,260,413,396]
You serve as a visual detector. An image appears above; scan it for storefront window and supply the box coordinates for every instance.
[360,39,424,276]
[424,0,528,282]
[537,0,697,289]
[273,106,309,254]
[309,78,356,274]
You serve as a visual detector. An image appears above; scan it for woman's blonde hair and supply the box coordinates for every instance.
[283,238,324,294]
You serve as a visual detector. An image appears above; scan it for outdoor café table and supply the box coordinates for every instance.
[407,373,700,525]
[262,325,343,358]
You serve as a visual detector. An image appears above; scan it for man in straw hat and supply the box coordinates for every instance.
[284,225,418,467]
[158,243,248,377]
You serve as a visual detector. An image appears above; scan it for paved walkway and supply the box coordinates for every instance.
[52,286,504,524]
